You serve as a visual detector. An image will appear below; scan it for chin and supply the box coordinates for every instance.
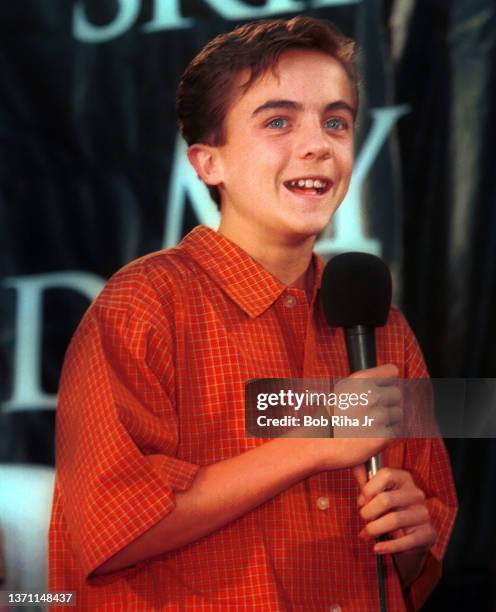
[286,210,335,237]
[278,219,327,243]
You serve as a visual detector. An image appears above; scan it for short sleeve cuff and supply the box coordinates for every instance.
[81,457,200,582]
[147,454,200,492]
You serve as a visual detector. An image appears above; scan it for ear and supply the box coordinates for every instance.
[187,144,223,187]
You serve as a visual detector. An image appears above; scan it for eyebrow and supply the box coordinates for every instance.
[251,99,356,119]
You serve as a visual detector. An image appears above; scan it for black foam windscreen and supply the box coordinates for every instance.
[320,252,392,328]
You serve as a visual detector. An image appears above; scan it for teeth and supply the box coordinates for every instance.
[289,178,327,187]
[287,178,328,191]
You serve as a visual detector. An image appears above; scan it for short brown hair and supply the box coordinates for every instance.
[177,16,359,207]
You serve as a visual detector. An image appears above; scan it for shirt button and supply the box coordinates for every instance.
[316,496,330,510]
[283,294,297,308]
[329,606,342,612]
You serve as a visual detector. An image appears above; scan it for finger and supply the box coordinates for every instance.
[360,468,412,503]
[380,386,402,406]
[359,488,426,521]
[359,505,431,540]
[365,385,401,411]
[387,420,404,439]
[352,464,367,490]
[387,406,403,425]
[365,409,403,440]
[372,423,399,441]
[373,524,437,555]
[368,405,403,428]
[347,420,396,442]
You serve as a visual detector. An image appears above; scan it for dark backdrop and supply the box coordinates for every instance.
[395,1,496,608]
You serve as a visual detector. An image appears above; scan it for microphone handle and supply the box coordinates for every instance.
[344,325,379,476]
[344,325,376,372]
[344,325,387,612]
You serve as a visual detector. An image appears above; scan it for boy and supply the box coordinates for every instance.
[49,16,457,611]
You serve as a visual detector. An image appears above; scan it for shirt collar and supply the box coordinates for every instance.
[179,225,324,318]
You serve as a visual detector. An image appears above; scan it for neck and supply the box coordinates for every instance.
[217,221,316,293]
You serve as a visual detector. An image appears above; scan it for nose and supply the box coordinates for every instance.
[297,118,331,160]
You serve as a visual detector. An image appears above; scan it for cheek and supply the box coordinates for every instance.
[337,145,354,179]
[237,146,288,189]
[226,143,270,174]
[259,140,293,184]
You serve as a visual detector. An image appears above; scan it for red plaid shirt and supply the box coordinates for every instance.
[49,225,457,611]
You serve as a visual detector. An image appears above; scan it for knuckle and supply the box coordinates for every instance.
[377,409,388,425]
[378,492,390,511]
[368,393,378,407]
[416,488,426,503]
[391,513,401,529]
[381,467,393,480]
[419,506,430,522]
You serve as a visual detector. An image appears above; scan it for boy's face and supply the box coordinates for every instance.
[197,49,355,245]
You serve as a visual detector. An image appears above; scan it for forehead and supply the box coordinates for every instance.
[226,49,355,119]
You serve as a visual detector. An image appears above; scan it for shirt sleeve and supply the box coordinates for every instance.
[54,273,200,582]
[400,436,458,610]
[397,312,458,610]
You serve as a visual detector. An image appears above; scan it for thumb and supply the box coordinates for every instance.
[349,364,399,379]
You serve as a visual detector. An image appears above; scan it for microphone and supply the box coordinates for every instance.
[320,251,392,475]
[320,252,392,612]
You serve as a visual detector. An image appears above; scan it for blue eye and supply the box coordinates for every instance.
[325,117,347,130]
[267,117,287,129]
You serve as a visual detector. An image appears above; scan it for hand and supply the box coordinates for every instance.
[354,466,437,555]
[333,364,403,440]
[313,364,401,471]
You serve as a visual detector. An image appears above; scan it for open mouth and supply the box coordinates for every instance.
[283,177,332,196]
